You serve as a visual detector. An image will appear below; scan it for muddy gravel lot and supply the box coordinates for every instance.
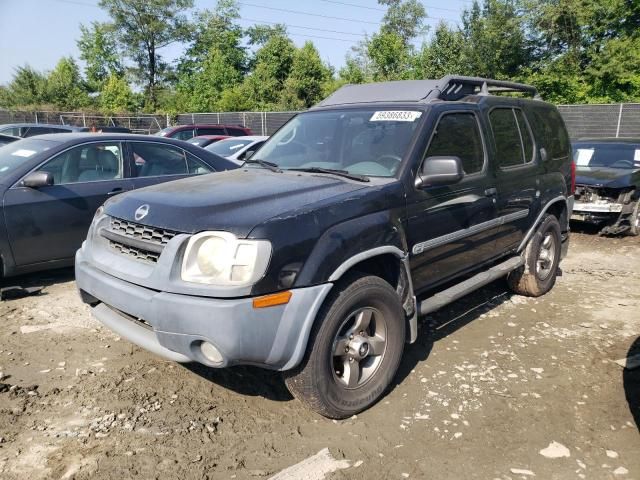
[0,229,638,480]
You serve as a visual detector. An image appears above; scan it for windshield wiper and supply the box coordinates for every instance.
[244,158,282,173]
[287,167,370,182]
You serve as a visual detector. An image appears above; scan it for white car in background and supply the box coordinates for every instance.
[205,135,268,163]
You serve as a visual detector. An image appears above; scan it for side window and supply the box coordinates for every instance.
[23,127,50,137]
[39,143,123,184]
[226,127,246,136]
[530,107,570,160]
[489,108,524,167]
[198,127,226,136]
[424,112,485,175]
[514,110,534,163]
[173,129,195,140]
[131,142,189,177]
[186,152,213,174]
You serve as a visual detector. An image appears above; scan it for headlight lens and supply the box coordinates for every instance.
[181,231,271,286]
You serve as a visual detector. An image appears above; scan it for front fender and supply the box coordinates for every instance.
[295,209,407,286]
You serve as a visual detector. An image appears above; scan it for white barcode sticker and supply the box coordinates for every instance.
[634,149,640,162]
[370,111,422,122]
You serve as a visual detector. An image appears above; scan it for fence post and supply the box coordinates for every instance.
[191,113,195,124]
[242,112,246,127]
[166,113,170,127]
[217,112,220,124]
[262,112,266,136]
[615,103,624,138]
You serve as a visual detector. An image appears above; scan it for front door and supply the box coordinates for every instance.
[3,141,132,266]
[406,108,500,293]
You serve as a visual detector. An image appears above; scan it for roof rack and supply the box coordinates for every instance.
[427,75,541,101]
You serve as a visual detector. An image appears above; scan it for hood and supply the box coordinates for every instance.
[104,168,368,237]
[575,166,640,189]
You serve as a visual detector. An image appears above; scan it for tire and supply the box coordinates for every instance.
[284,274,405,419]
[628,200,640,236]
[507,214,562,297]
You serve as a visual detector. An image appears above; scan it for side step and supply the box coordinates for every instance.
[418,256,524,316]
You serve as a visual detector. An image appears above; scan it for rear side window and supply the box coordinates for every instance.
[529,106,570,160]
[198,127,226,136]
[489,108,534,168]
[424,112,485,175]
[172,129,195,140]
[131,142,189,177]
[226,127,247,136]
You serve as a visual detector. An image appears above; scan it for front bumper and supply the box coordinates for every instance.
[76,249,332,371]
[572,201,623,221]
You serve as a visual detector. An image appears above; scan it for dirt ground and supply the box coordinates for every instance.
[0,228,638,480]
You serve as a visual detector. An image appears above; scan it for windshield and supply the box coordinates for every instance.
[254,109,423,177]
[0,138,59,178]
[573,143,640,169]
[206,138,253,157]
[155,127,173,137]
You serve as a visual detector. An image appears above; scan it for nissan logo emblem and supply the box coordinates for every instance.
[134,204,150,221]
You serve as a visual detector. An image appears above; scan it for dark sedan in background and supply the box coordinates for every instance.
[0,134,20,146]
[0,133,238,277]
[572,138,640,235]
[0,123,132,137]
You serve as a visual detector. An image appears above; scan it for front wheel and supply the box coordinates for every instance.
[284,274,405,419]
[628,200,640,236]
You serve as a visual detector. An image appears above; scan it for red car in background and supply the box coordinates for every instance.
[156,124,252,141]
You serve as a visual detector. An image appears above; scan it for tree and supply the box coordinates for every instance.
[100,74,138,112]
[367,31,413,81]
[416,22,468,79]
[98,0,194,110]
[280,42,332,109]
[1,66,48,107]
[246,23,288,46]
[243,33,296,108]
[46,57,90,110]
[379,0,427,44]
[77,22,123,91]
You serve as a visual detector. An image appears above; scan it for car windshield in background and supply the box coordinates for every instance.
[155,127,173,137]
[205,138,253,156]
[0,138,59,178]
[573,143,640,169]
[253,109,423,177]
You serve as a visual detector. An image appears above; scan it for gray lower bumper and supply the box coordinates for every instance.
[75,250,333,371]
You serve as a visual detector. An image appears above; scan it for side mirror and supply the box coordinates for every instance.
[23,171,54,188]
[415,156,464,188]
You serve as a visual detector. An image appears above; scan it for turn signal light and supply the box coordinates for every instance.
[252,291,292,308]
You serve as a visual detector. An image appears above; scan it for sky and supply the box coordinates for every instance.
[0,0,470,85]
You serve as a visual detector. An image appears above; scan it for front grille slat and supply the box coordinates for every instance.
[106,217,180,263]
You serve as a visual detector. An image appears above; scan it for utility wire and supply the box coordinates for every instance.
[241,16,367,37]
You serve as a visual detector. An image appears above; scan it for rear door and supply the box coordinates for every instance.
[3,141,133,265]
[407,106,500,292]
[487,105,539,252]
[197,127,226,136]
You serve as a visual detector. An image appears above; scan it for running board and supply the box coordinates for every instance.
[418,256,524,316]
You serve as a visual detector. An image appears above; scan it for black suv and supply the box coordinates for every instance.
[76,76,574,418]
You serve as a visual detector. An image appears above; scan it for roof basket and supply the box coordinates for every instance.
[427,75,541,102]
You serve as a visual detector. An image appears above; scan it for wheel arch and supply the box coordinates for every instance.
[518,195,571,252]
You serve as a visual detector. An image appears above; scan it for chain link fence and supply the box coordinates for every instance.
[3,104,640,139]
[0,110,168,134]
[179,104,640,139]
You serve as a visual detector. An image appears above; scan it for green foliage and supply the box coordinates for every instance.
[367,31,414,81]
[415,23,468,79]
[378,0,427,44]
[77,22,123,91]
[99,0,195,110]
[45,57,91,110]
[246,24,288,47]
[280,42,332,109]
[100,74,138,113]
[1,66,49,107]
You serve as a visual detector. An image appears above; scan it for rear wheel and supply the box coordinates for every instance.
[284,274,405,419]
[628,200,640,236]
[507,214,562,297]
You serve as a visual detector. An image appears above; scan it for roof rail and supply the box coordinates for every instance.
[427,75,541,102]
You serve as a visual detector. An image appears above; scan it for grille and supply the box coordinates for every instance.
[106,217,180,263]
[110,217,177,245]
[109,241,160,263]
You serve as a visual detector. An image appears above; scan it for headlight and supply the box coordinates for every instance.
[181,231,272,286]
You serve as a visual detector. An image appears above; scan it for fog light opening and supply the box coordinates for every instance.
[200,341,223,364]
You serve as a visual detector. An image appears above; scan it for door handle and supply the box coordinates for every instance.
[484,188,498,196]
[107,188,124,196]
